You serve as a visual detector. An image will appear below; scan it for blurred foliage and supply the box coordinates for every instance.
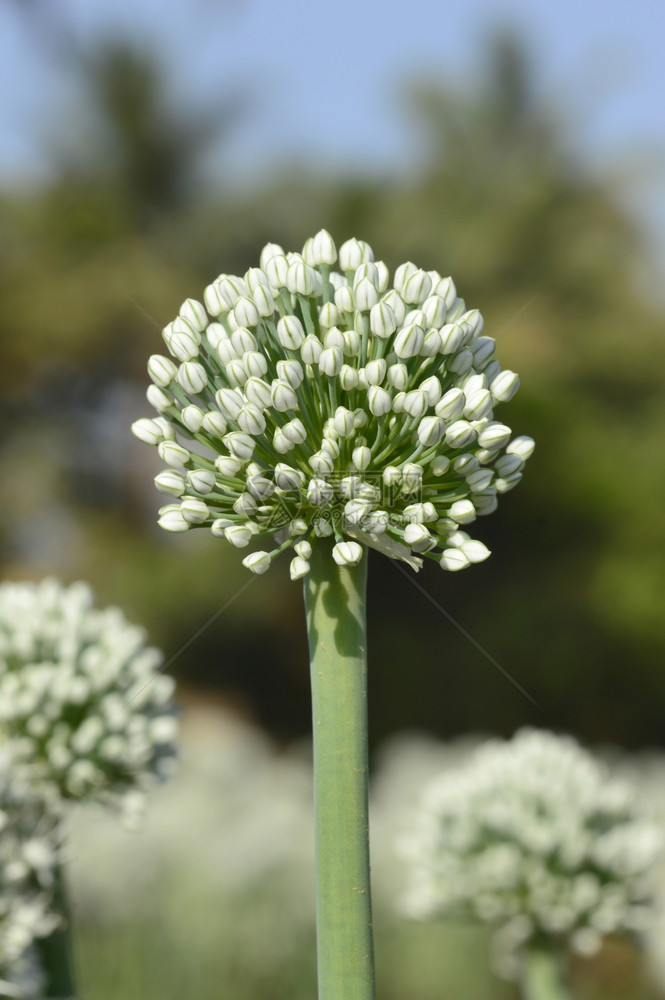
[1,29,664,752]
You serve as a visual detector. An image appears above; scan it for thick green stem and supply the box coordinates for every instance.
[521,946,573,1000]
[38,863,76,999]
[304,542,375,1000]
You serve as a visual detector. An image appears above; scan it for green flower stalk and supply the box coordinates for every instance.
[401,730,663,1000]
[0,579,179,998]
[132,231,533,998]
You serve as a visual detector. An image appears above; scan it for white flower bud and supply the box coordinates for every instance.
[290,518,309,536]
[402,463,423,493]
[180,497,209,524]
[340,330,359,356]
[403,390,429,419]
[217,338,239,365]
[370,301,397,338]
[177,362,207,395]
[186,470,216,495]
[344,499,371,526]
[320,436,340,458]
[394,323,424,359]
[382,289,406,325]
[464,389,493,421]
[466,468,494,492]
[210,517,233,536]
[483,360,501,383]
[216,276,247,311]
[295,540,312,559]
[215,388,244,420]
[364,359,386,385]
[472,337,495,366]
[283,418,307,445]
[158,440,191,468]
[319,346,343,376]
[319,302,339,328]
[244,350,267,378]
[242,550,272,575]
[447,348,474,374]
[449,499,476,524]
[231,327,256,353]
[355,277,379,311]
[460,539,491,563]
[224,524,254,548]
[353,262,379,287]
[179,405,203,432]
[440,548,470,571]
[439,323,465,355]
[418,376,441,406]
[287,553,309,580]
[252,284,275,317]
[474,492,498,515]
[506,435,535,460]
[445,420,476,449]
[265,254,289,288]
[169,330,200,362]
[204,283,224,316]
[310,229,337,266]
[148,354,178,387]
[225,358,248,387]
[277,315,306,350]
[158,508,190,532]
[495,453,524,477]
[477,422,512,451]
[301,334,323,364]
[417,416,445,447]
[430,456,451,476]
[236,404,266,436]
[215,455,242,477]
[422,295,447,328]
[363,385,389,417]
[401,268,432,305]
[179,298,207,332]
[383,466,401,487]
[324,327,345,350]
[374,260,389,291]
[155,470,186,496]
[244,377,272,409]
[460,308,484,340]
[276,359,304,388]
[496,473,523,493]
[330,407,352,438]
[202,411,227,437]
[352,445,371,471]
[286,259,318,296]
[404,523,434,552]
[271,464,302,491]
[332,540,364,566]
[334,285,355,313]
[404,502,437,523]
[309,451,335,475]
[147,385,172,412]
[385,364,406,390]
[335,364,357,391]
[223,432,255,461]
[307,477,333,505]
[339,238,373,271]
[269,379,297,412]
[273,429,292,453]
[260,243,284,268]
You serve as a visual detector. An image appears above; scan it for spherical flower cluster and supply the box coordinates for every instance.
[400,729,663,974]
[0,580,178,809]
[132,231,533,579]
[0,749,58,995]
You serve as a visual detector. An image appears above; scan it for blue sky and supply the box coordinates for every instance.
[1,0,664,257]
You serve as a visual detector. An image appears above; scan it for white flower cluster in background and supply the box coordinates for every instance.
[0,750,59,998]
[400,729,663,976]
[132,231,533,579]
[0,579,178,809]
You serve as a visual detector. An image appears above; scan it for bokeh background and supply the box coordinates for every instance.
[1,0,665,997]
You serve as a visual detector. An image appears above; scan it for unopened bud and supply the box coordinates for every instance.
[332,540,364,566]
